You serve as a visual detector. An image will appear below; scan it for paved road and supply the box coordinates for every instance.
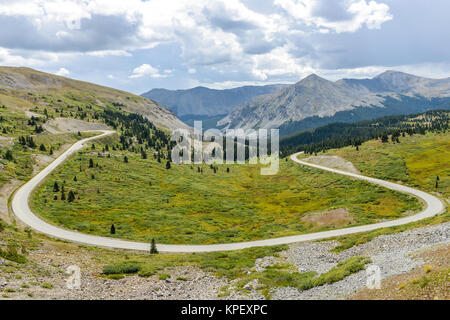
[11,132,446,253]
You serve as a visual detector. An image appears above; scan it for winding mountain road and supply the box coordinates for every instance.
[11,130,445,253]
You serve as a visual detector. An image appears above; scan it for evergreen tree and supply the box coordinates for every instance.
[227,167,230,173]
[39,144,46,151]
[436,176,440,189]
[68,191,75,202]
[53,182,59,192]
[150,238,158,254]
[73,176,77,182]
[110,224,115,234]
[4,150,13,161]
[124,156,128,163]
[89,158,94,168]
[165,160,171,169]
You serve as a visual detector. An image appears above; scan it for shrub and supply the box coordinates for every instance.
[158,273,170,280]
[41,282,53,289]
[0,243,27,264]
[102,262,141,275]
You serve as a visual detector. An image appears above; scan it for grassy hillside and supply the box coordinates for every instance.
[324,132,449,197]
[0,131,95,189]
[0,66,186,131]
[30,133,420,244]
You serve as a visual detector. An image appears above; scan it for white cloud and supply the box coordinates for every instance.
[274,0,392,33]
[86,50,132,57]
[0,0,402,90]
[249,45,316,80]
[0,47,59,66]
[55,67,70,76]
[129,64,167,79]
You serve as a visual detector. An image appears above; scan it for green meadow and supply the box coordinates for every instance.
[30,135,420,244]
[325,132,450,197]
[323,131,449,251]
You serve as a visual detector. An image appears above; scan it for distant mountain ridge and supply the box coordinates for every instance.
[218,71,450,131]
[141,84,289,117]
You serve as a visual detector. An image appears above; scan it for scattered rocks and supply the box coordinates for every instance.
[273,221,450,300]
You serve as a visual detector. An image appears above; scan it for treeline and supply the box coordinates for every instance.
[101,109,174,160]
[280,110,449,157]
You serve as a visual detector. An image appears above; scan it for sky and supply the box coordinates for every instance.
[1,0,450,94]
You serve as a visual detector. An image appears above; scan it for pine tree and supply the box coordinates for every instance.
[4,150,13,161]
[110,224,115,234]
[89,158,94,168]
[61,190,66,201]
[39,144,46,151]
[68,191,75,202]
[227,167,230,173]
[165,160,171,169]
[436,176,440,189]
[124,156,128,163]
[150,238,158,254]
[53,182,59,192]
[73,176,77,182]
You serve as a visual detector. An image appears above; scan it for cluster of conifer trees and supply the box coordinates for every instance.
[280,110,449,157]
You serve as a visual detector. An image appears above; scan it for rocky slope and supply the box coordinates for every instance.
[142,84,288,117]
[0,66,187,131]
[218,71,450,130]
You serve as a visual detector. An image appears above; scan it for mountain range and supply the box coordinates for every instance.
[217,71,450,133]
[141,84,289,118]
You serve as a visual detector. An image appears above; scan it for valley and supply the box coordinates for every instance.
[0,67,448,301]
[29,132,419,245]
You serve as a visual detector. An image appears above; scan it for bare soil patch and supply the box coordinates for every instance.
[301,208,354,227]
[304,155,360,174]
[0,179,21,223]
[43,118,109,134]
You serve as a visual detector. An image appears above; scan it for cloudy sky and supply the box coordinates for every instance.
[1,0,449,94]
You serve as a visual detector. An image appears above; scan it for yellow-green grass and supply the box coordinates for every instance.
[31,139,420,244]
[321,131,449,251]
[0,131,96,189]
[0,66,174,132]
[324,132,449,197]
